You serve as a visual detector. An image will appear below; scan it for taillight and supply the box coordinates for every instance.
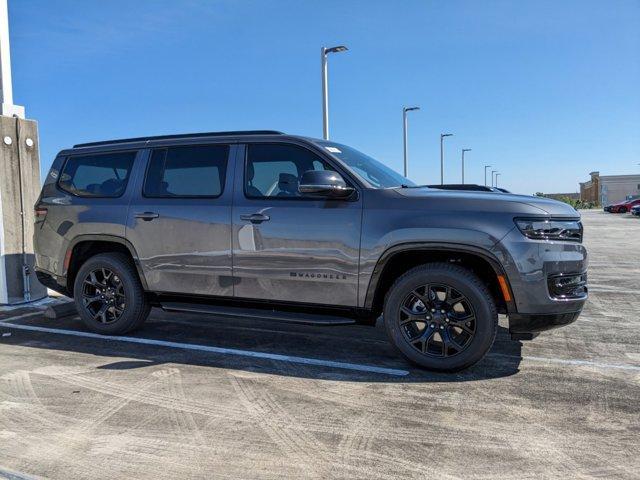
[34,207,48,222]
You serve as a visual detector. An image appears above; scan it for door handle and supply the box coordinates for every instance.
[240,213,270,224]
[134,212,159,221]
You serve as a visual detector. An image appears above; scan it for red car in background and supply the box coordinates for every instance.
[605,198,640,213]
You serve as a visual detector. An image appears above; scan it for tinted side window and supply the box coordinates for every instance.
[58,151,136,197]
[144,145,228,198]
[245,144,334,198]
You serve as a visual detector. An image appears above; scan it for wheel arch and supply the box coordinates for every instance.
[364,243,516,317]
[64,234,149,296]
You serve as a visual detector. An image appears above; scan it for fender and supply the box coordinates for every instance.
[64,234,149,291]
[363,241,516,312]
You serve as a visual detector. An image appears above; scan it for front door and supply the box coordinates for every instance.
[232,142,362,306]
[126,143,235,297]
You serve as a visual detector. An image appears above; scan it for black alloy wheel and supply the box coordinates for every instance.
[73,253,150,335]
[81,267,126,324]
[383,263,498,371]
[398,283,476,358]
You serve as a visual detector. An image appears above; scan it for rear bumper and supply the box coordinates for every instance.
[35,269,69,297]
[508,310,582,340]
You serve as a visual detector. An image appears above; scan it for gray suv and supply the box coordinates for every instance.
[34,131,588,371]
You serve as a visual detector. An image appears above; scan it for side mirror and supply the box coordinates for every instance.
[298,170,354,198]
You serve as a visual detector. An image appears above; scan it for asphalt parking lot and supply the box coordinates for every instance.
[0,209,638,480]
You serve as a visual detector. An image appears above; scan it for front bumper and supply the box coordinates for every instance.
[508,310,582,340]
[490,226,587,340]
[492,228,588,314]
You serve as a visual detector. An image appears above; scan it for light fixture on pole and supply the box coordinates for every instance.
[484,165,492,187]
[491,170,498,187]
[440,133,453,185]
[461,148,471,184]
[402,106,420,177]
[321,45,348,140]
[495,173,501,187]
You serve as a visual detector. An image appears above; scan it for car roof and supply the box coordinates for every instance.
[60,130,324,155]
[73,130,286,148]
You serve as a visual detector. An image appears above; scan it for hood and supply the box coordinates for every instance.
[392,187,580,218]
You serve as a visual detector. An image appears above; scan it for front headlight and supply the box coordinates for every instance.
[515,218,583,242]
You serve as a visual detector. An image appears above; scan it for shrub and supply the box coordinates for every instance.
[534,193,597,209]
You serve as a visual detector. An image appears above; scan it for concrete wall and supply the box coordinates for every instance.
[0,116,46,304]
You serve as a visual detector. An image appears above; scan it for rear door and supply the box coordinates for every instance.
[126,143,235,296]
[232,142,362,306]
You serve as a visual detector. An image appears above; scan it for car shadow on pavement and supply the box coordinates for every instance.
[0,308,523,383]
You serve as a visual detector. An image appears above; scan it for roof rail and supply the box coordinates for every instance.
[73,130,285,148]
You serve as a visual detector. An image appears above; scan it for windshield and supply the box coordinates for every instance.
[316,141,415,188]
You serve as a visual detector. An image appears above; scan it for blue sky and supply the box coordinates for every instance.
[9,0,640,194]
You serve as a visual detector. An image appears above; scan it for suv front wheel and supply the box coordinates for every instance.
[73,253,150,335]
[383,263,498,372]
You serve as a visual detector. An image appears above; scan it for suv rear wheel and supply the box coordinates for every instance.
[383,263,497,371]
[73,253,150,335]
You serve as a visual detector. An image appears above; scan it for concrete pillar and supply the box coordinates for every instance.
[0,116,46,304]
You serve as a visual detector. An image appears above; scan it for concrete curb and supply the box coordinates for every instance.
[43,300,77,319]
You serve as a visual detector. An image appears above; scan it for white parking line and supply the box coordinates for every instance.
[0,321,410,377]
[0,466,37,480]
[3,316,639,374]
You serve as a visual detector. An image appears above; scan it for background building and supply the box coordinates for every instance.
[579,172,600,203]
[580,172,640,205]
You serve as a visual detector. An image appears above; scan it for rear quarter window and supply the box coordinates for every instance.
[58,151,136,198]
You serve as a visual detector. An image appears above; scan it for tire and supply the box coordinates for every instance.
[619,207,627,213]
[73,252,150,335]
[383,262,498,372]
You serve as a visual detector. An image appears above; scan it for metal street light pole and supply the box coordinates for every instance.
[402,106,420,177]
[491,170,498,187]
[484,165,491,187]
[495,173,501,188]
[321,45,348,140]
[440,133,453,185]
[461,148,471,184]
